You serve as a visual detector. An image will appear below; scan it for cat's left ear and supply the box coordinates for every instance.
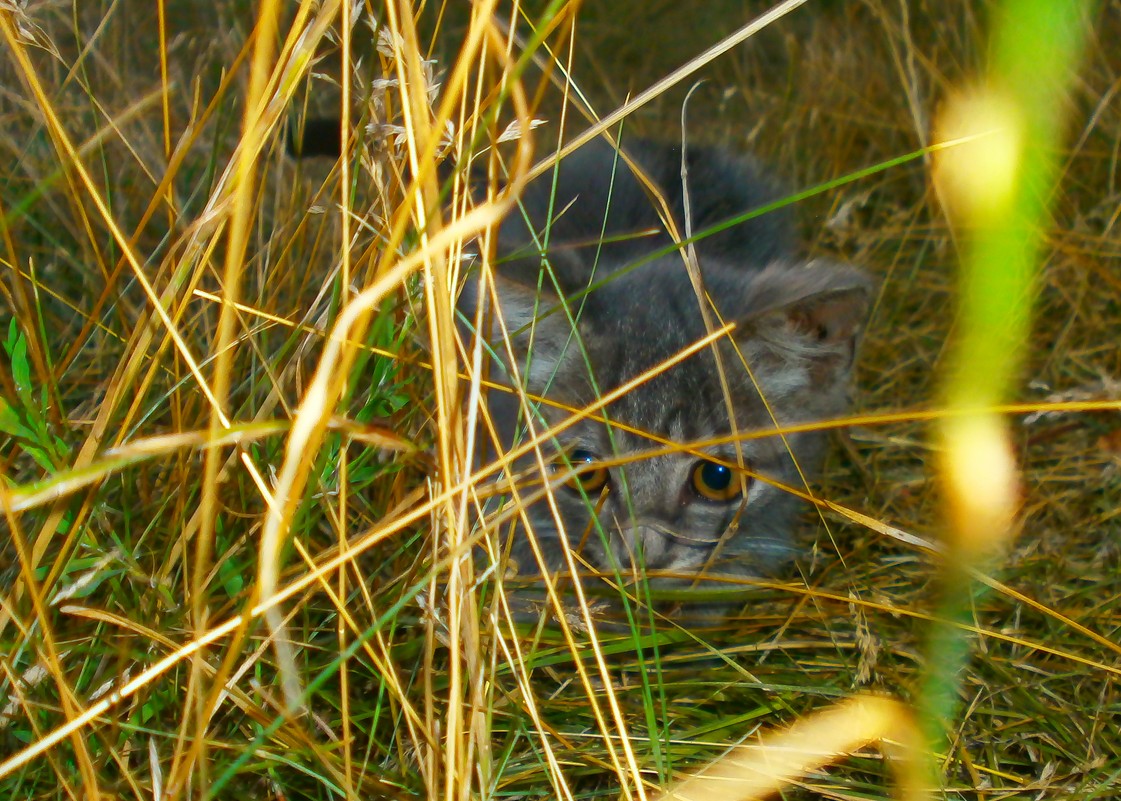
[737,259,874,380]
[457,266,582,393]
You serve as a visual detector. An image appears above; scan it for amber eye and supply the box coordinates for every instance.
[690,459,747,502]
[557,448,610,494]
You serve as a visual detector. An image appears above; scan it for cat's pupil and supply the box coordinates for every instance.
[700,462,732,491]
[571,448,597,465]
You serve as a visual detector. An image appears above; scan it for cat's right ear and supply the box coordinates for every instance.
[736,259,874,392]
[458,270,578,392]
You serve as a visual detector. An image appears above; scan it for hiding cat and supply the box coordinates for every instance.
[461,137,872,622]
[289,121,871,622]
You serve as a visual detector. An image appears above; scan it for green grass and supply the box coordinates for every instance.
[1,1,1119,799]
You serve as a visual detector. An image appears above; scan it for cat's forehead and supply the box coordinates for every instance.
[587,358,760,442]
[548,300,756,437]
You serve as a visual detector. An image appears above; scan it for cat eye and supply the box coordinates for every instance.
[690,459,748,502]
[557,448,610,495]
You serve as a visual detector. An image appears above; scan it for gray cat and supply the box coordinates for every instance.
[461,137,872,622]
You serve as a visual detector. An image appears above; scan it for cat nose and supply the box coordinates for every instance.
[632,525,673,569]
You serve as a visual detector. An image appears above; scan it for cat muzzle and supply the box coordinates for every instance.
[625,521,717,570]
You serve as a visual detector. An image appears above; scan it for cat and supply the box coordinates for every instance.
[289,122,871,622]
[459,137,872,623]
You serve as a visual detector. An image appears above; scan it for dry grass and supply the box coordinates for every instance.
[1,1,1119,799]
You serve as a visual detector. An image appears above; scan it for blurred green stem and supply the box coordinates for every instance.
[923,0,1094,782]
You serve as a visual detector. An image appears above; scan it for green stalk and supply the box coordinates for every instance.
[922,0,1094,777]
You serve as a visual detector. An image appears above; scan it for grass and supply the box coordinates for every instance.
[1,0,1120,799]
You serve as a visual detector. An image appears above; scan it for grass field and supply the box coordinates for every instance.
[1,1,1119,799]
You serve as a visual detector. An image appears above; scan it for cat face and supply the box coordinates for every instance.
[465,251,871,611]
